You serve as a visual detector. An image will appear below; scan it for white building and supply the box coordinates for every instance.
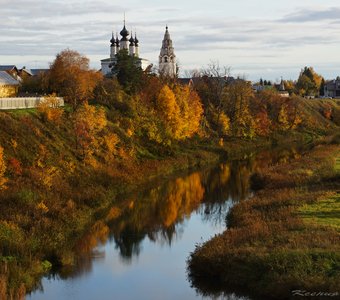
[159,26,177,78]
[101,21,150,76]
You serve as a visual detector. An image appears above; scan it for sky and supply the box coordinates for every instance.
[1,0,340,81]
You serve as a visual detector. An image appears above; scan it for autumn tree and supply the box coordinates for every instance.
[94,78,128,109]
[156,85,181,141]
[224,80,256,138]
[193,63,233,135]
[173,85,203,139]
[296,66,323,97]
[48,49,103,109]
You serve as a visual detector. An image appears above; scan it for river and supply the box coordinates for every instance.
[27,147,302,300]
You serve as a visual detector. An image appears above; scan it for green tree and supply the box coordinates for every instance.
[113,49,145,94]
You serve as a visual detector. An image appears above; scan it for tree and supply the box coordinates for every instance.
[319,78,325,96]
[224,80,255,138]
[296,66,323,97]
[193,62,232,135]
[20,72,49,95]
[173,85,203,138]
[113,49,145,94]
[49,49,103,109]
[94,78,127,109]
[156,85,181,141]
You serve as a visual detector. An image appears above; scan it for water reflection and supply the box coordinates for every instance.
[28,145,306,300]
[73,146,304,265]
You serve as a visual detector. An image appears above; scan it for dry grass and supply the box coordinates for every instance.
[188,144,340,299]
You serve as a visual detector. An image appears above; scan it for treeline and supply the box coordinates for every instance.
[20,50,338,146]
[259,66,325,97]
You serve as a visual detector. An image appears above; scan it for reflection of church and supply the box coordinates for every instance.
[101,21,177,78]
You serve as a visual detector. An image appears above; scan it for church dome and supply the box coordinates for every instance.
[120,24,129,41]
[134,34,139,46]
[129,34,135,46]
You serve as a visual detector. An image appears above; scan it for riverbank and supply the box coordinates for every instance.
[188,137,340,299]
[0,97,338,299]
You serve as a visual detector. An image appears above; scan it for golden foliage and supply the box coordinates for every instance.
[73,102,108,160]
[0,146,7,189]
[156,85,203,141]
[37,94,64,124]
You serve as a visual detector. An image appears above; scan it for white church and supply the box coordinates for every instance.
[101,22,177,78]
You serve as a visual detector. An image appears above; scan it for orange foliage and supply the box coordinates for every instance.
[255,109,271,136]
[7,158,22,176]
[49,49,103,109]
[323,105,332,120]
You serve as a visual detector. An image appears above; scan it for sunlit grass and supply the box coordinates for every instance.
[298,151,340,230]
[298,194,340,230]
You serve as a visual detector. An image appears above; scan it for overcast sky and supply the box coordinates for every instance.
[1,0,340,81]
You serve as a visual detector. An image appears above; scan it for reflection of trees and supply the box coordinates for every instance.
[66,145,306,276]
[109,172,205,261]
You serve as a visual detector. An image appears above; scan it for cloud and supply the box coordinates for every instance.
[1,1,340,80]
[280,7,340,23]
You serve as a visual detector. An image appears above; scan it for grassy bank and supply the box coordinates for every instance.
[188,140,340,300]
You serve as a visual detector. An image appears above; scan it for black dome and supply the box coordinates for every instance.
[120,25,129,37]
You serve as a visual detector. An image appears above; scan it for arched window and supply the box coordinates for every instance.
[164,57,168,63]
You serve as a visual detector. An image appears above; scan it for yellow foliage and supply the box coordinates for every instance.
[216,112,230,135]
[36,201,49,213]
[73,102,108,160]
[156,85,203,141]
[37,93,64,124]
[10,139,18,150]
[161,173,205,227]
[0,146,7,189]
[278,104,290,130]
[104,133,119,155]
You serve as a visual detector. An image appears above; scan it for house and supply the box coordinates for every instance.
[19,67,49,79]
[0,65,21,81]
[324,77,340,98]
[0,71,20,97]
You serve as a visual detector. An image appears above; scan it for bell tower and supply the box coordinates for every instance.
[159,26,176,77]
